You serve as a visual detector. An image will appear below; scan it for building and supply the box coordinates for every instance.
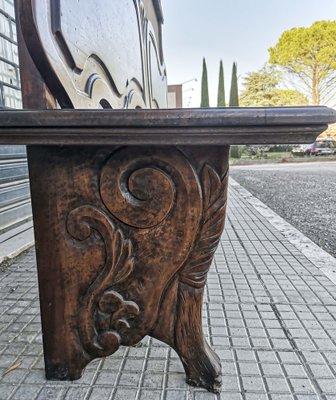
[168,84,183,108]
[0,0,32,261]
[0,0,21,109]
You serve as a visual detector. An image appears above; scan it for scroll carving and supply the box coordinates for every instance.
[66,205,139,358]
[100,148,177,229]
[99,146,202,234]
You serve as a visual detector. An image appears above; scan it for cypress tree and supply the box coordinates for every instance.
[200,58,210,108]
[229,62,241,159]
[229,62,239,106]
[217,60,225,107]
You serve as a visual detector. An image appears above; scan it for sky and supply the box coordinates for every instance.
[161,0,336,107]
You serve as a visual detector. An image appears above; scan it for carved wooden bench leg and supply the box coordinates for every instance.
[175,282,222,393]
[28,146,92,380]
[151,146,229,393]
[152,279,222,393]
[28,144,229,391]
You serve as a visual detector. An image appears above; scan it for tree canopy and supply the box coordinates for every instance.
[200,58,209,107]
[269,20,336,105]
[240,65,308,107]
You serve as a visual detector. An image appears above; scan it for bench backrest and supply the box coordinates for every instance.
[15,0,167,110]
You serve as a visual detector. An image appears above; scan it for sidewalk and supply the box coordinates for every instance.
[1,180,336,400]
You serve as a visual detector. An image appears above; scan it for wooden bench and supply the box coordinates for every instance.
[0,0,335,393]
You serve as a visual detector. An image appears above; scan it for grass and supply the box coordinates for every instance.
[230,152,336,165]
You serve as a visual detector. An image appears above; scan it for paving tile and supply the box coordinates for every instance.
[165,390,188,400]
[265,376,290,393]
[261,363,283,377]
[64,387,90,400]
[289,378,316,394]
[142,373,163,388]
[221,375,240,391]
[1,368,27,383]
[0,384,16,400]
[308,364,334,378]
[316,378,336,394]
[243,394,267,400]
[112,388,138,400]
[94,371,117,386]
[284,363,308,378]
[87,387,112,400]
[241,375,264,392]
[138,389,162,400]
[36,386,66,400]
[166,373,188,389]
[239,362,260,376]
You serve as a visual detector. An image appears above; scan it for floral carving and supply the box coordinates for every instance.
[66,205,138,357]
[180,164,229,288]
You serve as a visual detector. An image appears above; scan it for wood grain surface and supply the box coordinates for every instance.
[0,107,334,145]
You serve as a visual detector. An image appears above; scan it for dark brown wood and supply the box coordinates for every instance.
[26,144,229,392]
[9,0,336,394]
[1,107,335,127]
[0,108,334,146]
[15,1,56,109]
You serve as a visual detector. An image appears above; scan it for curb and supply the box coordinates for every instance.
[0,228,35,265]
[230,178,336,286]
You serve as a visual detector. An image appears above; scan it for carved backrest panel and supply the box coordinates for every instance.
[16,0,167,109]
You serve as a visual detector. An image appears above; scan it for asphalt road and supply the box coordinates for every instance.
[230,161,336,258]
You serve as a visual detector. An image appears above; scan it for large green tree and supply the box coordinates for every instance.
[240,65,308,106]
[229,62,239,106]
[269,20,336,105]
[217,60,225,107]
[200,58,209,107]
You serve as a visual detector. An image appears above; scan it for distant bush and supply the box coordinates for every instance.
[269,144,293,152]
[230,145,242,159]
